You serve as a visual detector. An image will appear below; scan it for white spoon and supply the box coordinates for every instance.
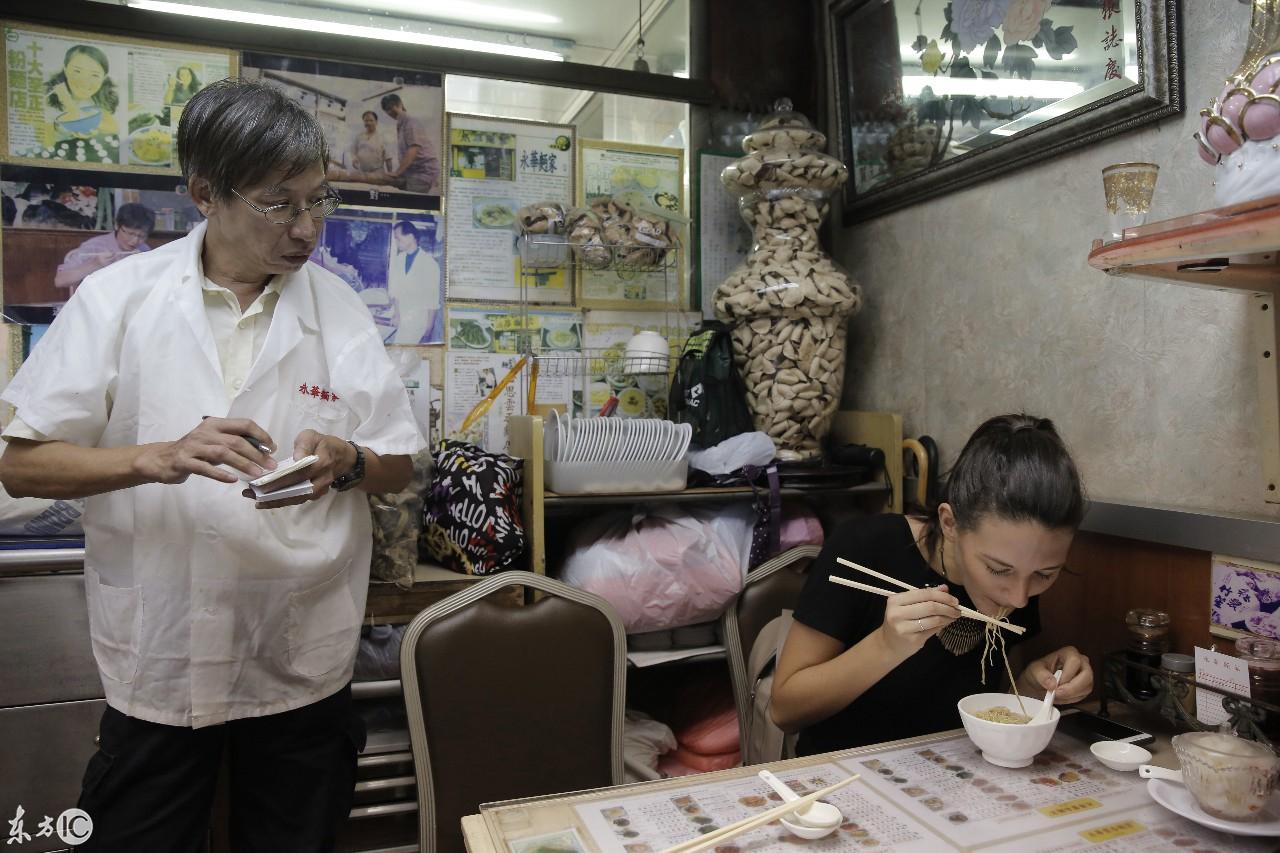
[756,770,842,827]
[1030,669,1064,725]
[1139,764,1185,784]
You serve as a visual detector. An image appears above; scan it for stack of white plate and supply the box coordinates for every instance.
[547,413,692,463]
[545,412,691,494]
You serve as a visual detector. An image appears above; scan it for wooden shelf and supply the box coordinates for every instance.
[1088,193,1280,292]
[543,481,890,512]
[1087,195,1280,503]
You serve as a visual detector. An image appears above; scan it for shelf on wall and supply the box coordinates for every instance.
[1087,193,1280,291]
[542,481,891,512]
[1087,194,1280,504]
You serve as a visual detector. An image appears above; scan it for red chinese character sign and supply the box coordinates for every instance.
[830,0,1182,222]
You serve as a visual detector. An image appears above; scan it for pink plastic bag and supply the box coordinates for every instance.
[778,504,824,551]
[671,746,741,772]
[561,504,754,633]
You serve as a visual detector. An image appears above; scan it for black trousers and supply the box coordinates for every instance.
[77,685,365,853]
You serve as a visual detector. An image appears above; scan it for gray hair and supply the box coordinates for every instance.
[177,78,328,200]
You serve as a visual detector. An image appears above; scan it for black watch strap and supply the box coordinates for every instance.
[333,441,365,492]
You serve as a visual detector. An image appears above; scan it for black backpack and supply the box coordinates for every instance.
[669,320,754,449]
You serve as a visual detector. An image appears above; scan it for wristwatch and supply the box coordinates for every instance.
[333,441,365,492]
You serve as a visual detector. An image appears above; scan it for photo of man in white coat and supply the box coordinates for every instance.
[387,218,442,344]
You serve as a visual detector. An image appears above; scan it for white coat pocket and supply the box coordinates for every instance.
[286,561,360,678]
[287,395,354,443]
[84,566,142,684]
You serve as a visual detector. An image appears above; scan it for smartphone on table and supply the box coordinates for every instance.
[1056,709,1156,746]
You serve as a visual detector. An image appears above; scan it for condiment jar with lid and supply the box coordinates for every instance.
[1235,636,1280,740]
[1160,652,1197,721]
[1124,608,1171,700]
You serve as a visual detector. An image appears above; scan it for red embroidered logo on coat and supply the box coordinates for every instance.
[298,383,339,402]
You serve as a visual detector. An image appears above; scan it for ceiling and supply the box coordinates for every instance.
[288,0,689,69]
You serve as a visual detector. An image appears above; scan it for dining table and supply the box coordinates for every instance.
[461,708,1279,853]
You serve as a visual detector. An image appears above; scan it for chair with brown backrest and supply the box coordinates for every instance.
[400,571,626,853]
[720,545,822,764]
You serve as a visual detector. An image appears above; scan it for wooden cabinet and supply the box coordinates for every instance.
[1087,193,1280,503]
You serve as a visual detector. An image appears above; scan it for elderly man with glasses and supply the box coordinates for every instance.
[0,79,424,852]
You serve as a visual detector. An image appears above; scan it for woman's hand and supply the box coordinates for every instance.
[877,585,962,659]
[1017,646,1093,703]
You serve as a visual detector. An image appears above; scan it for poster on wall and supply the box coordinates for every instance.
[310,206,444,344]
[1,164,203,325]
[695,149,750,320]
[444,113,574,304]
[447,305,584,416]
[241,53,443,211]
[444,351,524,453]
[577,139,685,310]
[1,22,234,171]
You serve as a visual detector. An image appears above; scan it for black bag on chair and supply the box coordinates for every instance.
[669,320,753,449]
[421,440,526,575]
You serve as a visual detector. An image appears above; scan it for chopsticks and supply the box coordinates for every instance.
[660,774,861,853]
[831,557,1025,636]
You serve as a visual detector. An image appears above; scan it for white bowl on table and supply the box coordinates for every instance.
[958,692,1060,768]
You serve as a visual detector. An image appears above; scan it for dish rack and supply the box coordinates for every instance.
[514,232,691,396]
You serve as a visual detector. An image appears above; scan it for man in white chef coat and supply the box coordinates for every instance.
[387,219,441,344]
[0,79,425,852]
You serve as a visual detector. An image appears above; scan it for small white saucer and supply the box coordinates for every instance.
[1147,779,1280,837]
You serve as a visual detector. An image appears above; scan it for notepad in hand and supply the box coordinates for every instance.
[248,455,318,488]
[251,480,315,504]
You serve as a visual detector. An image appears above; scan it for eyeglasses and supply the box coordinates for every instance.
[231,188,341,225]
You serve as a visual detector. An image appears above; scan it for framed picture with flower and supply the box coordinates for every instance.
[1211,555,1280,642]
[829,0,1181,223]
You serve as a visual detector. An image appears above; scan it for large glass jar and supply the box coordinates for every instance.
[714,100,862,462]
[1236,636,1280,741]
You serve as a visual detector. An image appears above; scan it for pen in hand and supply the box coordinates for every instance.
[201,415,269,454]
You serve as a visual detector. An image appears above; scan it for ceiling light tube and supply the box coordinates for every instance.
[128,0,566,61]
[901,75,1084,100]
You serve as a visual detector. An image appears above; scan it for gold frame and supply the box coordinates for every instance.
[575,138,685,312]
[0,20,238,174]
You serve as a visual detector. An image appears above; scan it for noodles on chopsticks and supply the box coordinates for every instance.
[979,606,1027,718]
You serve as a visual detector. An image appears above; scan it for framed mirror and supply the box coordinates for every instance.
[830,0,1181,223]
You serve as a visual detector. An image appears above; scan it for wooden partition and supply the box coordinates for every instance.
[1024,530,1215,697]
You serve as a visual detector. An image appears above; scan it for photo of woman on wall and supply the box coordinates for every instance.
[46,44,120,139]
[164,65,202,107]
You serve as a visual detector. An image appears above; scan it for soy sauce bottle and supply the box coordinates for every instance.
[1124,608,1170,700]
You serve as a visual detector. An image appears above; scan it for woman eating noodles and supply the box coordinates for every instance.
[771,414,1092,754]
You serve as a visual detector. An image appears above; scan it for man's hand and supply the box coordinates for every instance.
[134,417,276,485]
[246,430,356,509]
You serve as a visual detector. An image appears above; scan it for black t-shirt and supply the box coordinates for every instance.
[793,514,1040,755]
